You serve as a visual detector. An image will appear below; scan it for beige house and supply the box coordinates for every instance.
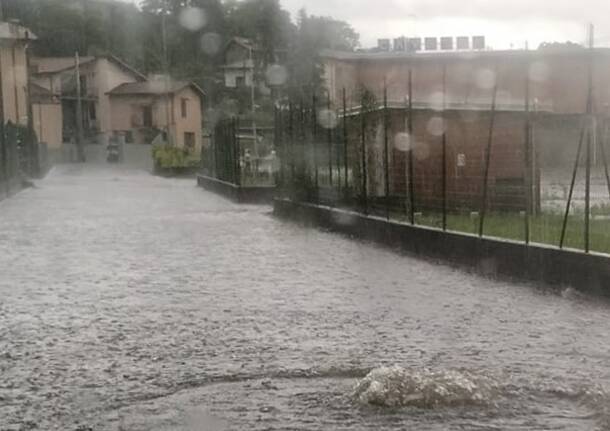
[30,83,62,150]
[31,55,146,145]
[107,79,204,150]
[0,21,33,127]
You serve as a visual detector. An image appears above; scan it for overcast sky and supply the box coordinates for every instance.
[127,0,610,50]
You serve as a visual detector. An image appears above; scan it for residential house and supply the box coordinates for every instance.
[107,78,204,150]
[30,55,147,145]
[30,83,62,151]
[0,21,34,127]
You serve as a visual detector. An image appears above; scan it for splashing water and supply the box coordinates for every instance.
[354,366,498,408]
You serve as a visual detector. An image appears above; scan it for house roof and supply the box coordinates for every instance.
[31,55,146,81]
[225,37,261,53]
[107,80,205,97]
[0,22,36,41]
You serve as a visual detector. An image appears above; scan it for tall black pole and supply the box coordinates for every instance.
[408,69,415,224]
[343,88,349,196]
[441,64,447,231]
[478,68,499,238]
[312,92,318,199]
[327,92,333,187]
[584,23,594,253]
[559,121,586,249]
[360,92,368,215]
[383,80,390,220]
[600,119,610,200]
[524,65,531,244]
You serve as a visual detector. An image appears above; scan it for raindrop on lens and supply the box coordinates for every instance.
[394,132,411,152]
[428,92,444,111]
[265,64,288,87]
[318,108,338,129]
[426,116,445,137]
[179,7,207,32]
[201,33,222,56]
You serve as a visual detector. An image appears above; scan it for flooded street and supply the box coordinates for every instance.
[1,165,610,430]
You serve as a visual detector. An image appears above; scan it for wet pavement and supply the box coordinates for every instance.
[1,164,610,430]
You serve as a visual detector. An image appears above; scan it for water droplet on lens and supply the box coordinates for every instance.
[265,64,288,86]
[318,108,338,129]
[179,7,207,32]
[394,132,411,152]
[426,116,445,137]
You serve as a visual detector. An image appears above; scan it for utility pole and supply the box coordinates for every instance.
[250,46,258,158]
[75,52,85,162]
[161,0,172,145]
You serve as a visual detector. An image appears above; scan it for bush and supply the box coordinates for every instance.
[152,145,200,169]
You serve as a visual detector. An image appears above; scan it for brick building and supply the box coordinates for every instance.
[324,47,610,212]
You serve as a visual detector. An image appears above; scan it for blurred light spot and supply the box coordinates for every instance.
[475,68,496,90]
[426,116,446,137]
[428,91,444,111]
[265,64,288,86]
[529,61,549,83]
[394,132,411,152]
[318,108,338,129]
[201,32,222,56]
[179,7,207,32]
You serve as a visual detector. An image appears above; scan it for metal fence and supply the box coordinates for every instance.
[202,118,277,187]
[275,80,610,255]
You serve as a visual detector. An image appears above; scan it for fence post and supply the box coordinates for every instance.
[383,80,390,220]
[407,69,415,225]
[312,92,319,202]
[441,64,447,231]
[343,88,349,198]
[234,118,241,187]
[360,92,368,215]
[600,119,610,200]
[560,120,586,249]
[478,67,499,238]
[327,92,333,188]
[584,28,594,253]
[523,67,531,245]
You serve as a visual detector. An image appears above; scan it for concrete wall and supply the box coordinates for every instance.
[95,58,140,133]
[171,87,203,150]
[274,198,610,297]
[0,42,28,125]
[32,102,62,149]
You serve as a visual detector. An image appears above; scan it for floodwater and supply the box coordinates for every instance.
[1,164,610,430]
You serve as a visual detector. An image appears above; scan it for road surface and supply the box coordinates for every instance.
[1,164,609,430]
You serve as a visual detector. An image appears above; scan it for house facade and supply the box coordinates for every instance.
[107,79,204,150]
[0,21,32,127]
[31,55,146,145]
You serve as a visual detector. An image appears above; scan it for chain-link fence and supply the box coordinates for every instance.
[275,80,610,255]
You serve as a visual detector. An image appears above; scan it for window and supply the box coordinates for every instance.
[142,106,153,127]
[181,98,188,118]
[235,76,245,88]
[125,131,134,143]
[184,132,195,150]
[89,103,96,120]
